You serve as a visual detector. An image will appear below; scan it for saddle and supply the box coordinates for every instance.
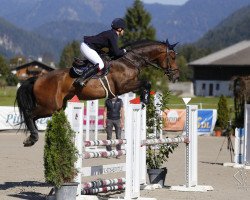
[69,57,110,79]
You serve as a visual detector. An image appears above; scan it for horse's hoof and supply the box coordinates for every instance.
[23,136,38,147]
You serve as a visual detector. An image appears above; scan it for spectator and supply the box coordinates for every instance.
[103,96,124,155]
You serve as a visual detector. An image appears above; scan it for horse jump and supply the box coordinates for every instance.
[67,101,154,200]
[67,101,213,199]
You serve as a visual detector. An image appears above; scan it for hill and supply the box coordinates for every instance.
[33,20,107,43]
[0,0,249,43]
[194,5,250,51]
[1,0,250,61]
[0,17,62,60]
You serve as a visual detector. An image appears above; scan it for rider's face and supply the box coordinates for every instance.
[117,28,124,36]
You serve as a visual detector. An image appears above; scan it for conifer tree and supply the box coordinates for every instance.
[122,0,171,92]
[216,95,230,130]
[0,55,9,77]
[122,0,156,44]
[58,41,81,68]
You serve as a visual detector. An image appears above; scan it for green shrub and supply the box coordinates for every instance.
[44,110,78,188]
[146,92,178,169]
[216,95,230,130]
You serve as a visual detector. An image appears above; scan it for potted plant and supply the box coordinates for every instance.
[214,126,223,137]
[146,92,178,187]
[214,95,230,136]
[44,110,78,200]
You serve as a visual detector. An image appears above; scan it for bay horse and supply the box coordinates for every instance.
[15,39,179,147]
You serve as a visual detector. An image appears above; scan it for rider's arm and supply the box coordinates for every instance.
[109,33,125,57]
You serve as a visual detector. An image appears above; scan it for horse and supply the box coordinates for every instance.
[15,39,179,147]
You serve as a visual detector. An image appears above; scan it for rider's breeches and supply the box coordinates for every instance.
[80,42,104,70]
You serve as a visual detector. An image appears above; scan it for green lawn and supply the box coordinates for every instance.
[167,95,234,110]
[0,86,17,106]
[0,87,234,111]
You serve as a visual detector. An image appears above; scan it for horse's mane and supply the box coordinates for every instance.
[122,40,165,49]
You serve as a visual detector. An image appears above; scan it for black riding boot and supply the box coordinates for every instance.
[74,64,99,87]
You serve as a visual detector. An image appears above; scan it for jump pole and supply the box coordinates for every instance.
[170,98,213,192]
[67,100,153,200]
[66,101,84,197]
[224,104,250,169]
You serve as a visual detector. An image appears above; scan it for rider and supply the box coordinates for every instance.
[74,18,127,87]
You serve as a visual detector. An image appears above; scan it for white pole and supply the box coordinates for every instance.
[66,102,84,197]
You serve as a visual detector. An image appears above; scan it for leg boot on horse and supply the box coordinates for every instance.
[140,82,151,105]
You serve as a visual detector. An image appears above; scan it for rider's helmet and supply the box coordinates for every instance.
[111,18,126,30]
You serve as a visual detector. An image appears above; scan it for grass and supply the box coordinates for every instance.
[0,87,234,111]
[167,95,234,110]
[0,86,17,106]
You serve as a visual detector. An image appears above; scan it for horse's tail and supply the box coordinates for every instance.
[15,77,37,131]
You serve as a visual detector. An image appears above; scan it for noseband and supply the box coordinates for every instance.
[165,49,179,80]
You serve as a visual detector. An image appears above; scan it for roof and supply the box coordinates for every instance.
[12,60,55,71]
[189,40,250,66]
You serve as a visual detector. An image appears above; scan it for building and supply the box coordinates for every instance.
[11,60,55,82]
[189,40,250,97]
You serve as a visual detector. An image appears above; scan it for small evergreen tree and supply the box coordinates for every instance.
[44,110,78,188]
[122,0,156,44]
[216,95,230,130]
[58,41,81,68]
[0,55,9,77]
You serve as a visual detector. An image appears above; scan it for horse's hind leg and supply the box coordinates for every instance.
[23,116,39,147]
[23,105,55,147]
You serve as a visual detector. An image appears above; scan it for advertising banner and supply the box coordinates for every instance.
[162,109,186,131]
[0,106,50,130]
[197,109,217,135]
[162,108,217,135]
[0,106,105,131]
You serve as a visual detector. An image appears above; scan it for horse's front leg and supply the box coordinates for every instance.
[139,80,151,105]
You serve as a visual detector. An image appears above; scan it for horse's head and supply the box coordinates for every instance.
[157,39,179,83]
[123,39,179,82]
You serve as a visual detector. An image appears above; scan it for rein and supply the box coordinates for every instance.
[126,49,162,70]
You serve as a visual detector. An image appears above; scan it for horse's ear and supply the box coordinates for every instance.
[165,39,170,46]
[170,42,179,49]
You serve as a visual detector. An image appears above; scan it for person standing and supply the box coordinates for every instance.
[103,96,124,153]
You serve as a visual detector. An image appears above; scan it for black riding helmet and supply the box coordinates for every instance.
[111,18,126,30]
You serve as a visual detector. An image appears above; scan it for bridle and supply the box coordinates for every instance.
[124,46,179,80]
[165,48,179,80]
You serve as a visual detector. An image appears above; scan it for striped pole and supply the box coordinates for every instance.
[84,139,126,147]
[83,150,126,159]
[82,184,125,195]
[141,137,187,146]
[82,178,126,189]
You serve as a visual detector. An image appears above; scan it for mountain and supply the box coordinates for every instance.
[1,0,250,61]
[0,17,62,60]
[0,0,249,44]
[149,0,250,43]
[33,20,107,43]
[194,5,250,51]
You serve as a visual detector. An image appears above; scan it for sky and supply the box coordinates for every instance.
[142,0,189,5]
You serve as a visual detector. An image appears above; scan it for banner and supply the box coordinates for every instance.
[162,109,186,131]
[197,109,217,135]
[0,106,50,130]
[1,106,217,134]
[162,109,217,135]
[0,106,105,131]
